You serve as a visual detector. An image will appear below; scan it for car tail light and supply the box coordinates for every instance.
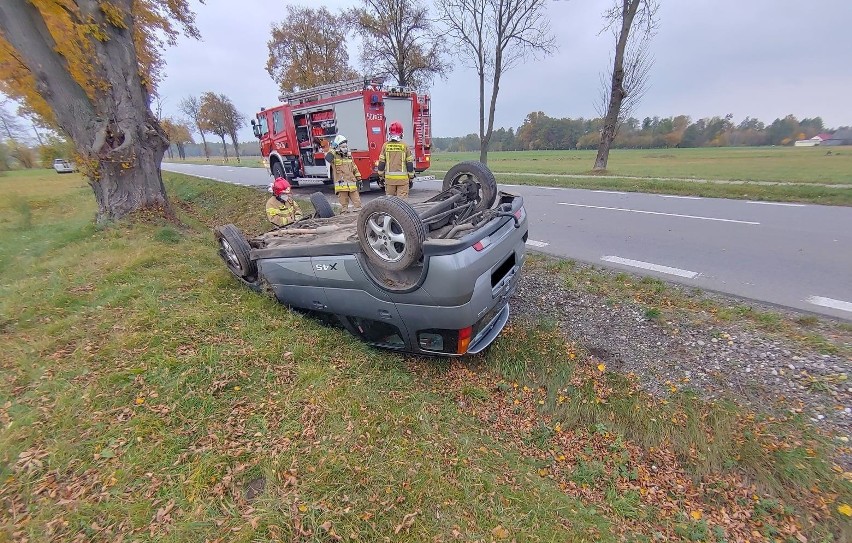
[473,236,491,252]
[514,207,525,221]
[457,326,473,354]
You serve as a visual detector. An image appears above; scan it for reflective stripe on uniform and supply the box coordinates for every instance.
[329,152,361,193]
[379,142,413,181]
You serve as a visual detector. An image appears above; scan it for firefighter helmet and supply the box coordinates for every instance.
[389,121,403,140]
[272,177,291,196]
[331,134,347,149]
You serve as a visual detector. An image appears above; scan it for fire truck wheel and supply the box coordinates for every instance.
[271,161,286,180]
[442,161,497,213]
[215,224,257,282]
[272,161,299,187]
[310,192,335,218]
[357,197,426,271]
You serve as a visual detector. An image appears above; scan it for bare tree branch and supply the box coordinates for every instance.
[437,0,555,164]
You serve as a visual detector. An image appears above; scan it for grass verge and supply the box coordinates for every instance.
[0,169,849,542]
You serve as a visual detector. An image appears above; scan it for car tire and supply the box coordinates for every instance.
[215,224,257,282]
[357,197,426,271]
[310,192,335,218]
[442,161,498,213]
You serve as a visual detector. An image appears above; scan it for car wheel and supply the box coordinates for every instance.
[310,192,335,218]
[442,161,498,213]
[357,197,426,271]
[214,224,257,282]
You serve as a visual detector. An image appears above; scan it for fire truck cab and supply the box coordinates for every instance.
[251,77,432,191]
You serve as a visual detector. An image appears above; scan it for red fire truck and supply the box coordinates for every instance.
[251,76,432,190]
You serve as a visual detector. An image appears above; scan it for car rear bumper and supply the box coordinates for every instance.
[467,302,510,354]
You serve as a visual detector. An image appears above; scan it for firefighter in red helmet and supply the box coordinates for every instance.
[266,177,303,227]
[378,121,414,198]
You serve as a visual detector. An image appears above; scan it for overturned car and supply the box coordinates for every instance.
[215,161,528,356]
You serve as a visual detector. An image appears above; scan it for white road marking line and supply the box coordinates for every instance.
[746,201,806,207]
[499,183,519,187]
[541,186,562,190]
[559,203,760,225]
[805,296,852,313]
[593,190,627,195]
[660,195,702,200]
[601,256,700,279]
[525,239,549,248]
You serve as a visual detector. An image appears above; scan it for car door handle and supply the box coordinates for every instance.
[312,301,327,310]
[377,310,392,319]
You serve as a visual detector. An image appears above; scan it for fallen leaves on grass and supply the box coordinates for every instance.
[394,511,419,534]
[431,327,834,542]
[491,525,510,539]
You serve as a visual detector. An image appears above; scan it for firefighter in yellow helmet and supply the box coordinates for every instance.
[327,134,362,212]
[266,177,303,227]
[378,121,414,198]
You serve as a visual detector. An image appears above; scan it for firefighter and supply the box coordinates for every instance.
[327,134,362,212]
[377,121,414,198]
[266,177,303,227]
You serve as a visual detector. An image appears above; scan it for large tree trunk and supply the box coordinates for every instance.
[594,0,640,171]
[0,0,172,223]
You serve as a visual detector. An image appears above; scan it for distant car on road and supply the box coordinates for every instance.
[53,158,75,174]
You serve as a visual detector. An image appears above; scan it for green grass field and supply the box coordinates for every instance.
[2,169,849,541]
[167,146,852,205]
[429,147,852,185]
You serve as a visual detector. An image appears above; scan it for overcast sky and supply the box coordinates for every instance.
[159,0,852,141]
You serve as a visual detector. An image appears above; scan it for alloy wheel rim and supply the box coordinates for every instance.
[365,212,406,262]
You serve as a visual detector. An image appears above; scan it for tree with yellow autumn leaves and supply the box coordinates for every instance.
[0,0,201,222]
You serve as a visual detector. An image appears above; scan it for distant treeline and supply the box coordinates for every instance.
[433,113,843,152]
[168,113,843,158]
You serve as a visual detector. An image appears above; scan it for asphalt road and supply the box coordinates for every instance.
[162,162,852,321]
